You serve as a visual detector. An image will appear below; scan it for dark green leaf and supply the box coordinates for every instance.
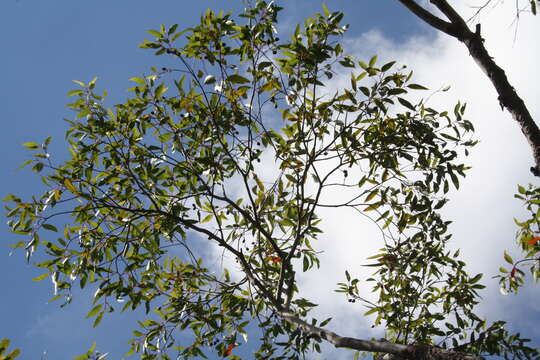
[226,74,250,84]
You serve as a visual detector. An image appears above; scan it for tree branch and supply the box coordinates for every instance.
[398,0,458,37]
[397,0,540,177]
[430,0,469,34]
[278,310,485,360]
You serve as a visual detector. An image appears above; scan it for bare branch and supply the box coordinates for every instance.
[278,310,485,360]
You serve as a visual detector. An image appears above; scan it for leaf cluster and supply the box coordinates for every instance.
[497,184,540,294]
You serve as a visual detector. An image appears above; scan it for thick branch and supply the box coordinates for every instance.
[278,311,484,360]
[463,33,540,177]
[430,0,469,32]
[398,0,540,176]
[398,0,458,37]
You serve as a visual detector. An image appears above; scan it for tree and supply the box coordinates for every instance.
[4,2,538,359]
[396,0,540,293]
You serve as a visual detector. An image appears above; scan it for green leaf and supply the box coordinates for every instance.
[441,133,458,141]
[0,340,20,360]
[450,172,459,190]
[93,311,104,328]
[322,3,330,17]
[32,272,49,282]
[22,142,39,150]
[226,74,250,84]
[88,77,98,89]
[303,256,309,272]
[258,61,273,70]
[364,202,381,211]
[381,61,396,72]
[155,84,169,98]
[407,83,428,90]
[254,175,265,192]
[8,349,21,359]
[47,295,63,303]
[168,24,179,35]
[16,159,34,169]
[0,338,9,352]
[67,89,84,97]
[503,251,514,265]
[365,189,378,202]
[364,307,378,315]
[85,304,103,319]
[64,179,78,195]
[129,77,146,85]
[397,97,415,111]
[147,29,162,37]
[43,136,52,147]
[42,224,58,232]
[320,317,332,327]
[32,162,44,173]
[470,273,482,284]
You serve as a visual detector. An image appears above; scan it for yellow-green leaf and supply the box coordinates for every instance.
[85,304,103,319]
[503,251,513,265]
[365,189,378,202]
[147,29,161,37]
[254,175,265,192]
[201,214,213,223]
[67,89,83,97]
[364,202,381,211]
[32,272,49,282]
[155,84,169,98]
[22,142,39,150]
[64,179,78,195]
[129,77,146,85]
[322,3,330,17]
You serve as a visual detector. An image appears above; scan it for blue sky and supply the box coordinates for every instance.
[1,0,538,359]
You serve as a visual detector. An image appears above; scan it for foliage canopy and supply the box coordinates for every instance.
[5,2,538,359]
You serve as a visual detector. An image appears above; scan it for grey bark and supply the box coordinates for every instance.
[278,310,485,360]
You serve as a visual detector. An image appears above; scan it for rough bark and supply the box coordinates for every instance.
[278,310,485,360]
[398,0,540,177]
